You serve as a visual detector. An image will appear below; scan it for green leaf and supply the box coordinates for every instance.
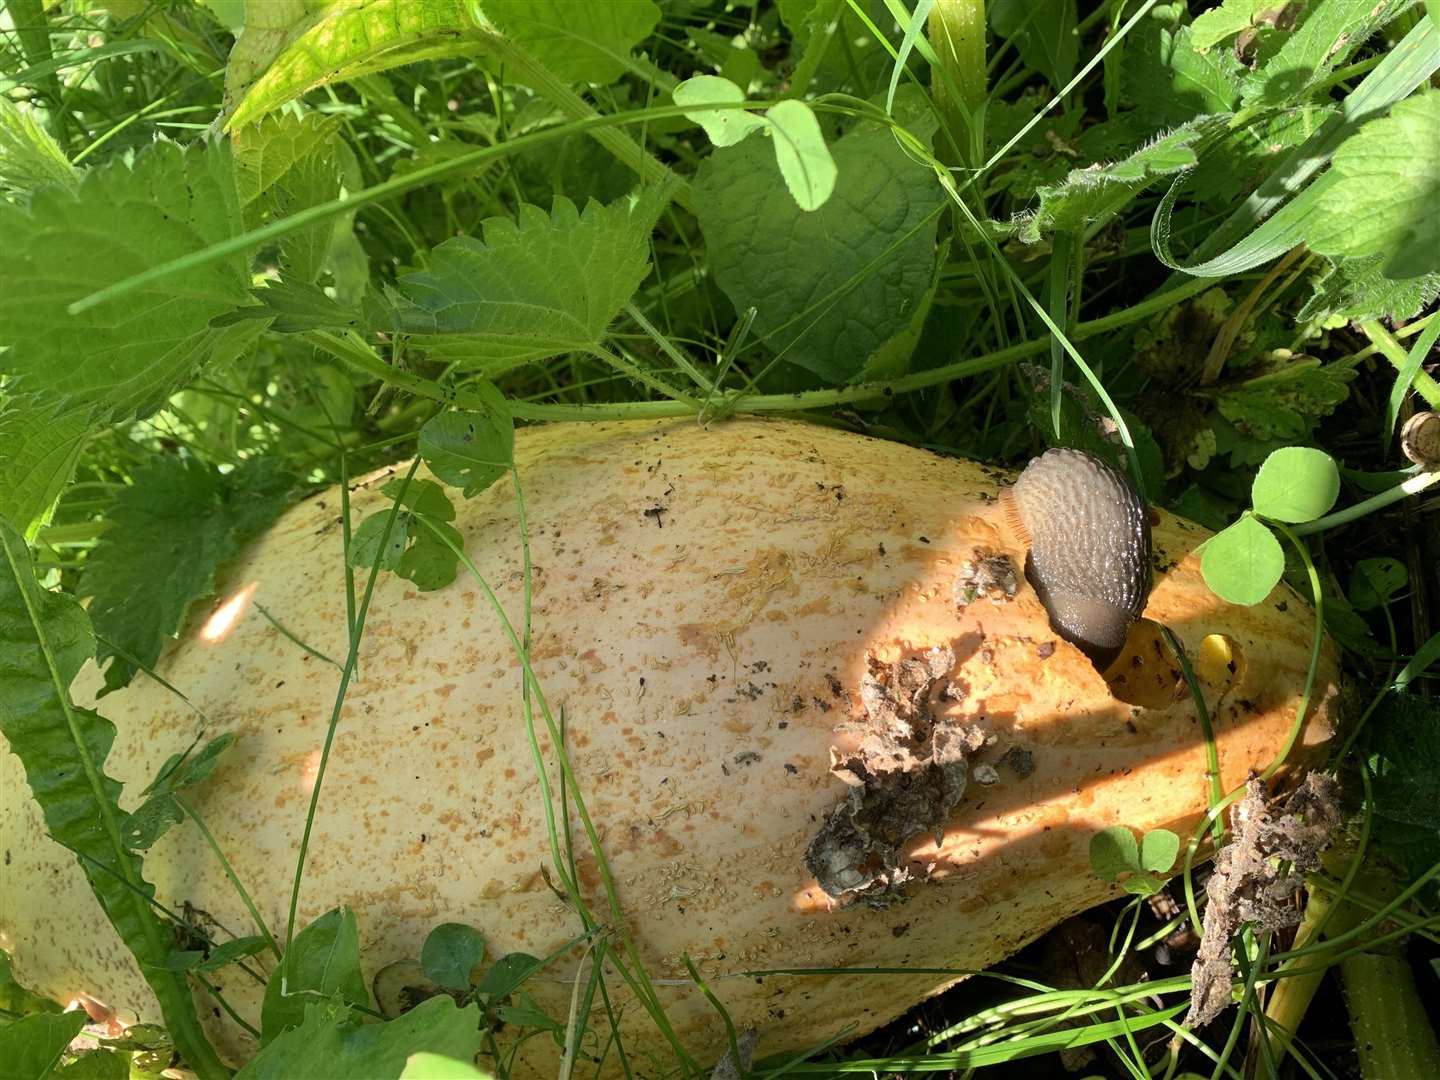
[1349,557,1408,612]
[0,522,223,1076]
[227,1,479,130]
[348,512,409,572]
[1206,353,1356,443]
[220,0,313,119]
[693,108,943,383]
[1200,514,1285,605]
[123,733,237,849]
[0,950,62,1018]
[673,75,767,148]
[1123,22,1242,129]
[991,0,1078,92]
[1018,118,1219,241]
[0,95,79,195]
[261,908,369,1044]
[1365,692,1440,880]
[1251,446,1340,523]
[478,952,544,1001]
[1190,0,1268,51]
[54,1049,128,1079]
[397,518,464,592]
[154,934,270,974]
[1140,829,1180,874]
[0,402,90,539]
[421,923,486,991]
[224,278,365,334]
[1299,256,1440,323]
[1089,826,1141,882]
[380,478,457,523]
[765,99,837,211]
[1308,91,1440,280]
[79,457,296,693]
[1241,0,1408,108]
[240,997,484,1080]
[232,112,344,209]
[400,1052,494,1080]
[392,191,669,374]
[348,480,464,592]
[0,140,252,423]
[0,1010,87,1080]
[482,0,660,85]
[419,396,515,499]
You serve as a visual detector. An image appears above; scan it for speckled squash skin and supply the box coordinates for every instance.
[0,418,1338,1075]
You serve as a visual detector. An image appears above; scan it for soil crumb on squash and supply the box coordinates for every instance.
[1186,772,1343,1027]
[952,551,1019,610]
[804,646,987,903]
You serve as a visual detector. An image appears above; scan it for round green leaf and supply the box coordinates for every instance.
[1140,828,1179,874]
[1348,557,1407,612]
[673,76,766,148]
[1089,826,1140,882]
[1201,515,1285,606]
[418,388,514,499]
[765,99,837,211]
[1251,446,1340,523]
[421,923,485,992]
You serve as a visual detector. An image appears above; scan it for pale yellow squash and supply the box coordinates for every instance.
[0,418,1339,1074]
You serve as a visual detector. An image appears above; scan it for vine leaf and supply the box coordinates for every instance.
[79,457,297,694]
[482,0,660,85]
[0,140,253,423]
[0,520,222,1075]
[390,189,671,374]
[419,391,514,498]
[260,908,368,1043]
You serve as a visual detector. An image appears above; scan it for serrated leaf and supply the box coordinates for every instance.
[0,401,90,539]
[673,75,766,148]
[1308,91,1440,280]
[79,457,296,693]
[1201,514,1284,605]
[228,1,479,130]
[1123,23,1242,129]
[766,99,837,211]
[0,522,221,1074]
[1299,255,1440,322]
[223,277,365,334]
[693,108,943,383]
[1241,0,1408,108]
[1206,353,1356,442]
[393,192,669,374]
[232,111,344,209]
[992,0,1078,91]
[220,0,313,118]
[1089,825,1141,882]
[0,95,79,195]
[1018,118,1219,242]
[241,997,484,1080]
[482,0,660,86]
[0,1010,88,1080]
[1251,446,1340,523]
[419,395,514,498]
[0,140,251,423]
[421,922,486,991]
[261,908,369,1043]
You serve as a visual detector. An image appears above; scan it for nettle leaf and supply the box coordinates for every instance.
[1251,446,1339,523]
[991,0,1078,92]
[1201,513,1284,605]
[232,111,344,209]
[224,277,366,334]
[419,392,515,498]
[482,0,660,85]
[1123,22,1242,130]
[392,190,670,374]
[1203,352,1356,443]
[0,401,90,538]
[421,922,486,991]
[1241,0,1408,109]
[1018,118,1219,242]
[228,0,479,129]
[0,522,217,1072]
[673,75,766,148]
[0,95,80,195]
[0,1010,88,1080]
[241,997,484,1080]
[80,456,297,693]
[261,908,369,1043]
[0,140,252,423]
[1299,255,1440,323]
[1308,91,1440,281]
[694,107,944,383]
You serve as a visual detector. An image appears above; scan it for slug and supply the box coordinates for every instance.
[1006,448,1152,669]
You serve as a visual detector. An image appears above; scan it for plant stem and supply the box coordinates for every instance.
[1292,469,1440,536]
[1359,319,1440,409]
[927,0,987,167]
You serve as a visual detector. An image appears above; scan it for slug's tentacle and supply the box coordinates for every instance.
[1007,448,1152,668]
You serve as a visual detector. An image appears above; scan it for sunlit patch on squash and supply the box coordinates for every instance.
[1102,618,1181,709]
[200,581,258,644]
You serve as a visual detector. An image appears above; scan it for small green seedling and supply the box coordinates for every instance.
[1089,826,1180,897]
